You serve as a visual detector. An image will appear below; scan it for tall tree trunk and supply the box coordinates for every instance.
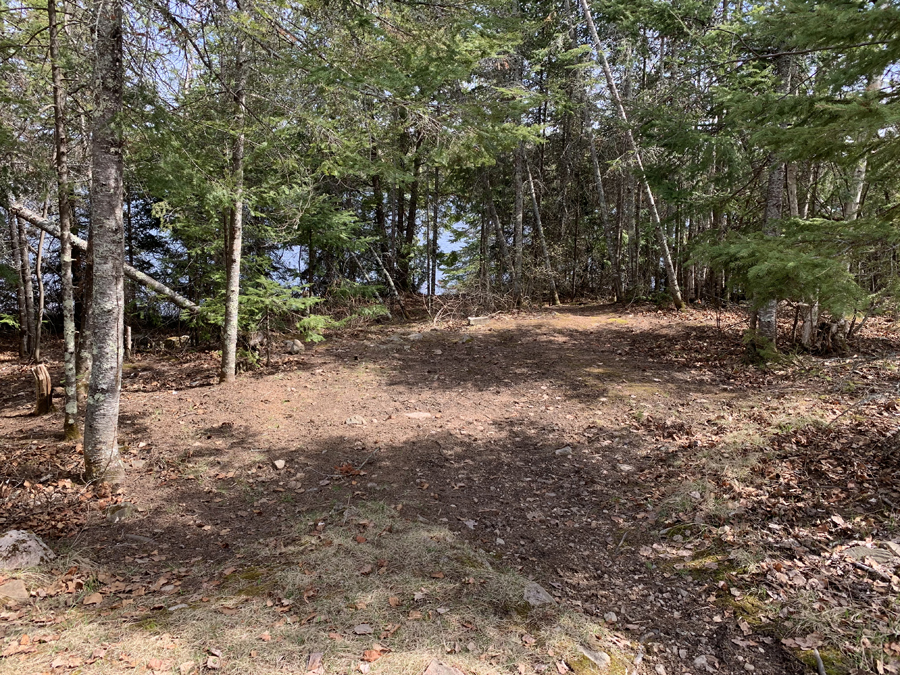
[49,0,79,438]
[756,54,793,347]
[525,160,560,305]
[16,215,36,356]
[587,125,623,300]
[6,208,28,357]
[430,167,438,300]
[577,0,684,308]
[786,163,799,218]
[219,32,247,384]
[83,0,125,484]
[481,172,514,279]
[513,144,524,303]
[33,230,46,363]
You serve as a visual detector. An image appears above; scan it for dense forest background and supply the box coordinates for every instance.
[3,0,898,350]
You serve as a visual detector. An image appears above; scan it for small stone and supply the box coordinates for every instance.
[0,579,29,602]
[405,333,424,341]
[106,503,136,523]
[744,664,755,671]
[523,582,556,607]
[693,655,708,669]
[273,459,286,470]
[617,464,634,472]
[168,603,189,611]
[0,530,55,569]
[283,339,305,355]
[843,545,897,565]
[353,624,374,635]
[422,660,465,675]
[346,416,366,426]
[178,661,196,675]
[577,646,611,670]
[655,666,667,675]
[131,459,146,470]
[432,350,442,355]
[554,446,573,456]
[404,412,432,420]
[603,612,617,623]
[467,316,490,326]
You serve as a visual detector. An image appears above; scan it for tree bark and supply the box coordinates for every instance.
[513,145,525,303]
[11,203,199,312]
[481,172,514,279]
[6,208,28,357]
[587,125,623,300]
[219,31,247,384]
[15,215,36,355]
[577,0,684,308]
[83,0,125,485]
[524,160,560,305]
[33,230,46,363]
[49,0,79,438]
[32,364,53,415]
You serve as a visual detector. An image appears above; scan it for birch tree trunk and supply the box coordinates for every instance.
[33,230,46,363]
[577,0,684,308]
[83,0,125,484]
[525,160,560,305]
[6,208,28,357]
[219,33,247,384]
[481,173,514,278]
[49,0,79,438]
[587,125,623,300]
[15,215,36,356]
[513,145,525,304]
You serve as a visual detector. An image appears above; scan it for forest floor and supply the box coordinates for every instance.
[0,303,899,675]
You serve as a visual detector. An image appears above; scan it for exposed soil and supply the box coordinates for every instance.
[1,304,899,675]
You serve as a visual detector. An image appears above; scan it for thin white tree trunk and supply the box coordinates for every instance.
[525,160,560,305]
[6,208,28,357]
[587,124,623,300]
[220,34,246,384]
[12,203,199,312]
[16,215,36,356]
[481,173,514,280]
[577,0,684,308]
[33,230,46,363]
[49,0,79,438]
[83,0,125,484]
[513,145,524,303]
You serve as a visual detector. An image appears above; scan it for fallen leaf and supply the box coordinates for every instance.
[82,592,103,605]
[259,632,271,642]
[389,596,401,607]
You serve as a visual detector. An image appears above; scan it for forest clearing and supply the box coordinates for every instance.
[1,305,898,675]
[2,0,900,672]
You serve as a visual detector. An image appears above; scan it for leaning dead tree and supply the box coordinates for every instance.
[10,203,199,313]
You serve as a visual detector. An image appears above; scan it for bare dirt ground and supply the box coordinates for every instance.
[1,304,899,675]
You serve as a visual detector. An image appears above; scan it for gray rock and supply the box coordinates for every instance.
[603,612,617,623]
[404,412,432,420]
[843,545,897,566]
[405,333,424,341]
[273,459,286,471]
[555,446,573,456]
[283,339,305,355]
[346,416,366,426]
[106,503,137,523]
[578,646,611,670]
[0,579,29,603]
[467,316,491,326]
[0,530,55,569]
[523,582,556,607]
[164,335,190,350]
[422,660,465,675]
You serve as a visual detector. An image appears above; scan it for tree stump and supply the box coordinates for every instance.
[32,364,54,415]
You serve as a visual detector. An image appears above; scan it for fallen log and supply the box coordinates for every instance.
[10,203,199,313]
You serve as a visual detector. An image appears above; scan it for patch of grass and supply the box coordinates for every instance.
[0,502,636,675]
